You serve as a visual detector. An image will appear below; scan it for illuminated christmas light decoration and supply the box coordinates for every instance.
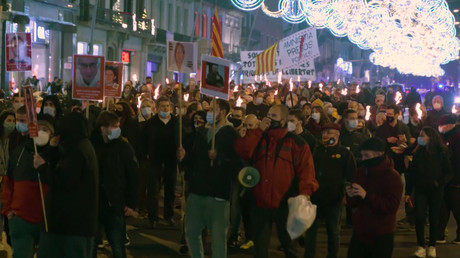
[231,0,460,77]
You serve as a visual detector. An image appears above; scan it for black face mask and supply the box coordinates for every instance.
[359,155,385,168]
[228,118,242,128]
[269,119,282,129]
[386,116,395,123]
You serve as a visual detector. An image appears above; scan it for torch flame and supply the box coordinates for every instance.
[308,81,312,88]
[356,85,360,94]
[297,76,300,82]
[251,84,256,91]
[341,88,348,96]
[395,91,402,105]
[184,93,189,102]
[137,95,142,109]
[154,85,160,100]
[274,89,278,95]
[278,71,282,84]
[365,105,371,121]
[236,96,243,107]
[233,85,239,92]
[165,78,170,84]
[289,78,294,92]
[319,83,323,91]
[452,105,458,114]
[415,103,423,120]
[337,79,341,85]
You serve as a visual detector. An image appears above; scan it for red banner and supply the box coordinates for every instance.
[104,61,123,98]
[23,86,38,137]
[6,33,32,72]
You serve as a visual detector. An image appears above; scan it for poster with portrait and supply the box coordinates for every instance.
[23,86,38,137]
[200,55,231,100]
[72,55,105,100]
[104,61,123,98]
[6,33,32,72]
[167,41,197,74]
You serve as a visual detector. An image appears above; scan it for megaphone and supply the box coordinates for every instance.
[238,166,260,188]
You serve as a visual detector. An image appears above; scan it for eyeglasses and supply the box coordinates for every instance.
[78,63,98,69]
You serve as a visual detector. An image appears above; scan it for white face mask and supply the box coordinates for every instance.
[255,97,263,105]
[287,121,296,132]
[433,103,442,110]
[300,101,307,106]
[34,130,50,146]
[43,106,56,117]
[327,108,333,115]
[311,113,320,122]
[35,107,41,114]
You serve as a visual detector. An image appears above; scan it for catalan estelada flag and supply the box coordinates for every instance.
[255,42,278,75]
[211,6,223,58]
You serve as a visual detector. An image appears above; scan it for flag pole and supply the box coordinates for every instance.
[178,70,183,148]
[211,97,216,166]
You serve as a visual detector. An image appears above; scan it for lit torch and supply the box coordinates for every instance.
[278,71,282,84]
[274,89,278,95]
[356,85,360,94]
[452,105,458,114]
[297,76,300,82]
[165,78,170,84]
[236,96,243,107]
[184,93,190,102]
[154,84,160,100]
[395,91,402,105]
[289,78,294,92]
[252,83,257,91]
[137,95,142,109]
[233,85,239,92]
[308,80,312,88]
[341,88,348,96]
[415,103,423,120]
[319,83,323,91]
[365,105,371,121]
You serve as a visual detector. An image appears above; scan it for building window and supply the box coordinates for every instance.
[77,42,87,55]
[168,4,173,31]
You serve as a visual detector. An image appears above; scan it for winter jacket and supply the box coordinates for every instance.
[90,132,139,216]
[246,102,269,120]
[143,114,179,165]
[183,123,242,201]
[406,147,454,194]
[348,157,403,243]
[441,125,460,187]
[339,128,369,161]
[312,144,356,205]
[424,109,449,129]
[235,128,318,209]
[1,139,49,224]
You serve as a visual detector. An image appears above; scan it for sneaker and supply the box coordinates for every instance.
[413,246,426,258]
[125,233,130,246]
[452,238,460,245]
[240,240,254,250]
[427,246,436,257]
[435,239,446,244]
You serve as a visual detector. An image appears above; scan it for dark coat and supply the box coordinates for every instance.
[143,114,179,165]
[441,125,460,187]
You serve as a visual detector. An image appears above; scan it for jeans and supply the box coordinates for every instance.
[414,188,443,247]
[347,233,394,258]
[38,232,94,258]
[438,186,460,240]
[96,205,127,258]
[185,193,230,258]
[148,161,177,221]
[8,215,41,258]
[304,202,342,258]
[252,203,297,258]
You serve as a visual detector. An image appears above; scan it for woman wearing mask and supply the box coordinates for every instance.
[114,101,137,146]
[405,127,453,258]
[306,106,331,138]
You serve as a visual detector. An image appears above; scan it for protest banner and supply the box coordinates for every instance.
[6,33,32,72]
[279,27,320,70]
[73,55,105,100]
[240,50,316,83]
[104,61,123,98]
[167,41,197,74]
[201,55,231,100]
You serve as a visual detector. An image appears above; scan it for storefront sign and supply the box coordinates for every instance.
[121,51,130,63]
[6,33,32,72]
[72,55,105,100]
[201,55,231,100]
[104,61,123,98]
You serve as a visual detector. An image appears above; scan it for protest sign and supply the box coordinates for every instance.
[167,41,197,74]
[104,61,123,98]
[279,27,320,69]
[201,55,231,100]
[6,33,32,72]
[23,86,38,137]
[73,55,105,100]
[240,50,316,83]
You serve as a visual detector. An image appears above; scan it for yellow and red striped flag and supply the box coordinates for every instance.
[211,6,223,58]
[255,42,279,75]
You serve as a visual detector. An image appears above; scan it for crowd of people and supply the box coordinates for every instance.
[0,77,458,258]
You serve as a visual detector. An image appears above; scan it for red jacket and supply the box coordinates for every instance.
[347,157,403,243]
[235,128,318,209]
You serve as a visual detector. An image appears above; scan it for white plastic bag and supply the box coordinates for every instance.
[286,195,317,240]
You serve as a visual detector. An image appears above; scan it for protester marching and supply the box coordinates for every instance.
[0,3,459,258]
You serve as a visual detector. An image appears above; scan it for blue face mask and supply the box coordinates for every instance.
[206,112,214,124]
[417,136,427,146]
[108,127,121,140]
[141,107,152,117]
[43,106,56,117]
[348,119,358,129]
[16,122,28,133]
[159,111,170,118]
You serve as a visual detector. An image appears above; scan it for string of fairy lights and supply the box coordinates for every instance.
[231,0,460,77]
